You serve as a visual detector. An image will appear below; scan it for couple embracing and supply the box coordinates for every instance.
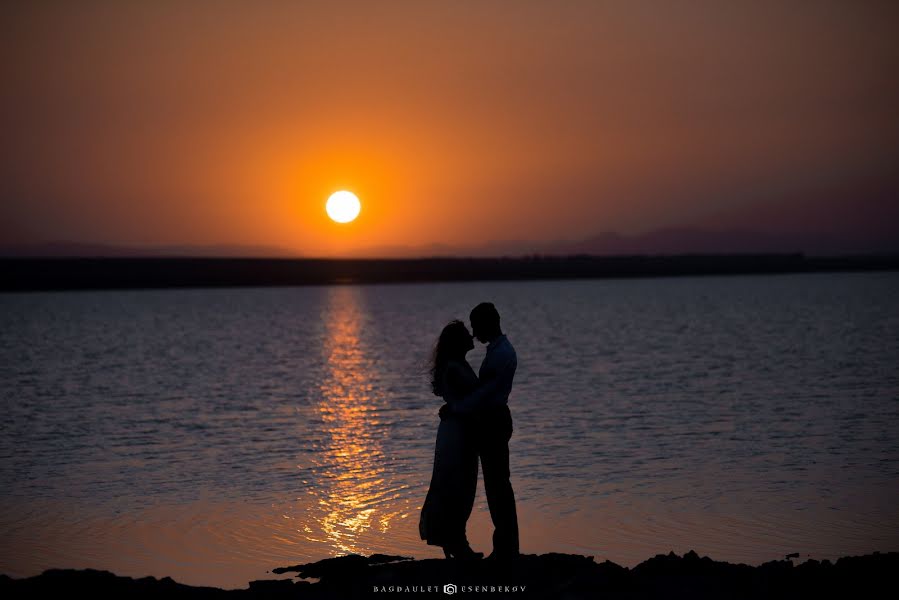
[419,302,519,561]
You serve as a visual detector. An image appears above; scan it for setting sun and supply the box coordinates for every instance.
[326,191,361,224]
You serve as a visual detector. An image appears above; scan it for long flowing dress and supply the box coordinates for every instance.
[419,359,479,548]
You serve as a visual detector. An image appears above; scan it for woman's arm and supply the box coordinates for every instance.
[438,362,479,418]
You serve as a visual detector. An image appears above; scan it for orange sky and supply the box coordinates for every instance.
[2,1,897,256]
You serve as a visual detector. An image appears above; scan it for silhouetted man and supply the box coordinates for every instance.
[447,302,519,559]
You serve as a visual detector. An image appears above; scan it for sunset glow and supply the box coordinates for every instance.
[1,2,897,257]
[2,2,898,592]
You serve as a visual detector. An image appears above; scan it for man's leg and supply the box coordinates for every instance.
[454,428,480,547]
[479,409,519,556]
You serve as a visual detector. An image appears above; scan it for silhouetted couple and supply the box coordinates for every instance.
[419,302,519,561]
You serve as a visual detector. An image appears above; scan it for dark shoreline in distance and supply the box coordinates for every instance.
[1,254,898,292]
[2,551,897,599]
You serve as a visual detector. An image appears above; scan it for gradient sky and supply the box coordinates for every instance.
[2,1,897,256]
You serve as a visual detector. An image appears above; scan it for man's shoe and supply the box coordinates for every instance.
[485,551,519,561]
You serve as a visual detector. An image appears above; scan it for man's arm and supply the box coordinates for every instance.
[450,353,516,415]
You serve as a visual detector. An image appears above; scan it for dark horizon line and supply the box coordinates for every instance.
[2,254,898,292]
[4,222,899,260]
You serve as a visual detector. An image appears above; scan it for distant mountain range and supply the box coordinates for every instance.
[350,227,899,258]
[0,241,298,258]
[547,227,899,257]
[2,226,896,259]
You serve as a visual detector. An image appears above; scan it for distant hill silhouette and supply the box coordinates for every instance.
[545,227,899,257]
[353,227,898,259]
[2,227,897,259]
[0,241,298,258]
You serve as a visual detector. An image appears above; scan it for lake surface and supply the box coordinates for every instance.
[2,273,898,589]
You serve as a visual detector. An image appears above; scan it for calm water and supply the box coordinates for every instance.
[1,273,898,588]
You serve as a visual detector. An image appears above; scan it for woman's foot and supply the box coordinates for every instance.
[443,543,483,560]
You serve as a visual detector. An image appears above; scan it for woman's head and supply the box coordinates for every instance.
[429,320,474,396]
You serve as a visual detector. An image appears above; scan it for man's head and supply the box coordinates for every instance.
[470,302,502,344]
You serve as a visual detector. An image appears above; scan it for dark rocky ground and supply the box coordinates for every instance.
[2,550,896,599]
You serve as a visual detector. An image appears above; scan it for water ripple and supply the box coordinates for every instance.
[1,274,898,587]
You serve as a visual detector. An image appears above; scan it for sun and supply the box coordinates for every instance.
[326,191,361,223]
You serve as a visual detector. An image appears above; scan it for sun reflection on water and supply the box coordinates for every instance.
[310,286,394,555]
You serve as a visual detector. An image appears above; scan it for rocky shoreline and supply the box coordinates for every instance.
[2,550,896,599]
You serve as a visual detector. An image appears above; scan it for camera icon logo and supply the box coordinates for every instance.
[443,583,457,595]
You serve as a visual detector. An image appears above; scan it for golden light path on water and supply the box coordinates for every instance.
[303,286,406,555]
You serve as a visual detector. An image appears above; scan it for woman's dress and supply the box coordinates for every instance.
[419,360,479,547]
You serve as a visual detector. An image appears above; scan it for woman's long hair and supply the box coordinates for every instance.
[429,320,471,396]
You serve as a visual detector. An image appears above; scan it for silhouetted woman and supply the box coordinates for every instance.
[419,320,482,559]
